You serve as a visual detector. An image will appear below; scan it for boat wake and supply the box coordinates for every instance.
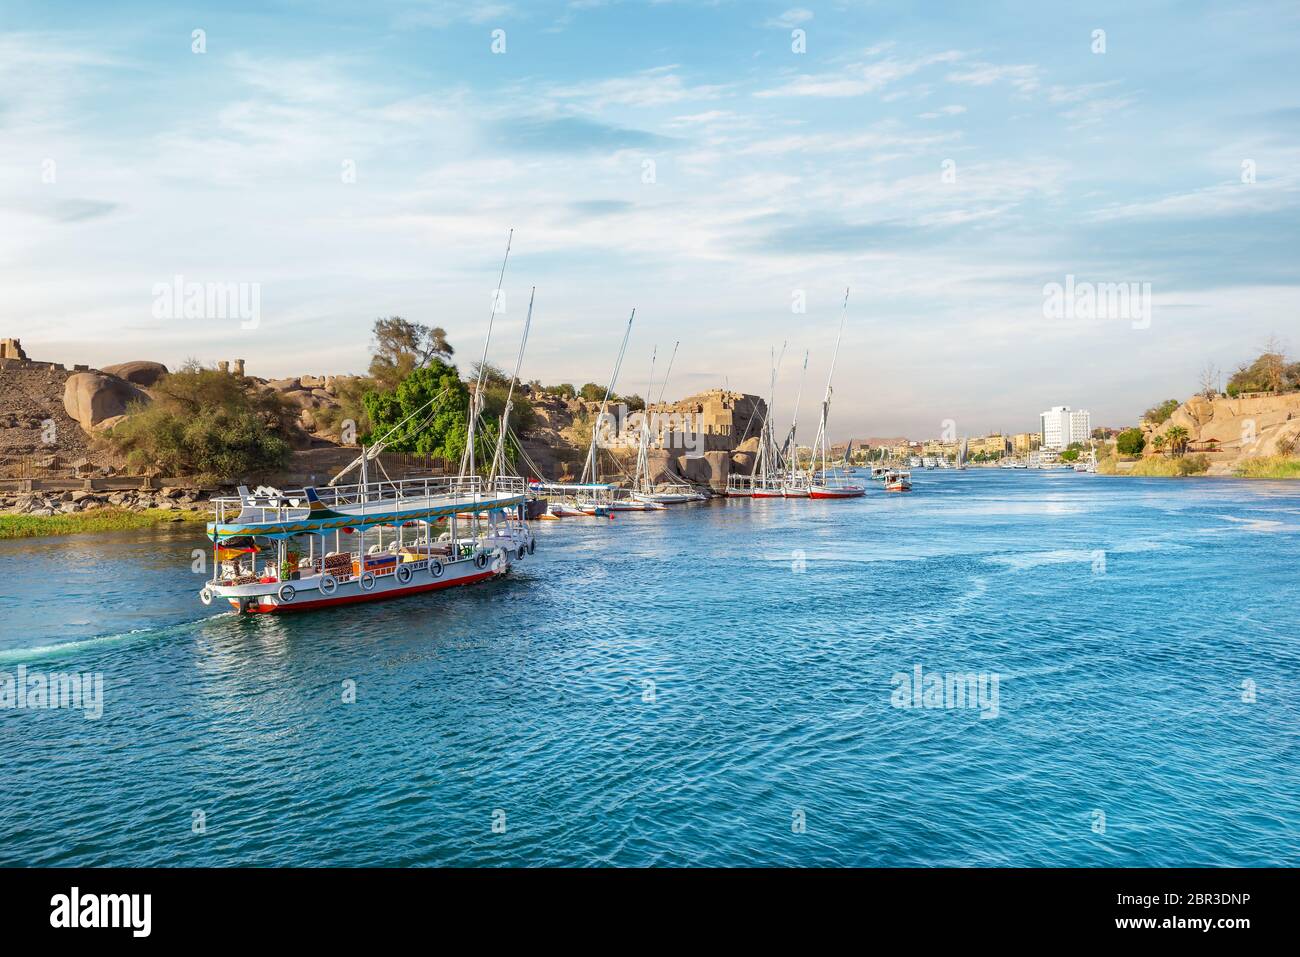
[0,614,232,665]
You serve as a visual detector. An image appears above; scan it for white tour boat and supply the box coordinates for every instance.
[200,473,532,614]
[883,469,913,492]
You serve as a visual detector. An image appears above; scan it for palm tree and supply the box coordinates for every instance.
[1152,434,1167,455]
[1165,426,1189,456]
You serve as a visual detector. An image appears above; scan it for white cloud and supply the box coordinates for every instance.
[946,62,1040,94]
[756,50,963,99]
[766,8,814,29]
[1089,175,1300,222]
[393,1,514,28]
[545,66,729,109]
[919,104,967,119]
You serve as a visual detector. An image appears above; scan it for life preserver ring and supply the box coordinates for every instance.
[277,583,296,603]
[474,552,488,570]
[199,587,214,606]
[360,571,376,591]
[319,574,337,595]
[429,559,444,578]
[528,538,536,555]
[396,564,412,584]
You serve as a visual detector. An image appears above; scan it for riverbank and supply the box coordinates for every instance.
[1098,453,1300,478]
[1233,455,1300,479]
[0,507,207,539]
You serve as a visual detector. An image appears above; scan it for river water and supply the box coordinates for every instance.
[2,470,1297,865]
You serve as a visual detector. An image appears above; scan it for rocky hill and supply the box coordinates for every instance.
[1142,391,1300,474]
[1,339,768,491]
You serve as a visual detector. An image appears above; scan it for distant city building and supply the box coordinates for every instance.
[922,439,959,457]
[1039,406,1091,450]
[1011,432,1040,454]
[969,434,1009,457]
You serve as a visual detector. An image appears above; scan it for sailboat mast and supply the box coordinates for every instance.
[488,286,534,485]
[820,287,850,474]
[582,309,635,484]
[462,228,514,482]
[789,349,808,473]
[634,346,658,491]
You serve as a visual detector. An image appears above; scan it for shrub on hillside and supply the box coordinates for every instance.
[1142,399,1180,425]
[1115,427,1145,455]
[103,362,293,479]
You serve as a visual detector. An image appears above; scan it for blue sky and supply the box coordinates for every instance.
[2,0,1298,438]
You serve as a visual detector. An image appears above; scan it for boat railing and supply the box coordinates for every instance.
[209,474,527,525]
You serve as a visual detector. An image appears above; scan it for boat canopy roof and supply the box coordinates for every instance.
[530,481,616,491]
[206,476,527,542]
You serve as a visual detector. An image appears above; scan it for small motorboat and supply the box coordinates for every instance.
[883,469,912,492]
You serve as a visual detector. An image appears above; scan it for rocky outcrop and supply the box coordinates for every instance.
[102,360,168,388]
[0,485,209,516]
[62,372,149,431]
[1144,391,1300,474]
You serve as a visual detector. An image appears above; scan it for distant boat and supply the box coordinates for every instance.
[883,469,913,492]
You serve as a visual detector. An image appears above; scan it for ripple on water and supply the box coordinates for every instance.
[1,472,1298,866]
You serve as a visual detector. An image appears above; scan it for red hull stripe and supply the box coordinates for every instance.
[242,570,499,614]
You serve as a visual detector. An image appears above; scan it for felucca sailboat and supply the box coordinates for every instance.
[808,288,866,500]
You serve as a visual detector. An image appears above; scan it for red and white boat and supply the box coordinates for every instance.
[883,469,912,492]
[749,480,785,499]
[201,231,539,615]
[201,475,532,614]
[808,479,865,499]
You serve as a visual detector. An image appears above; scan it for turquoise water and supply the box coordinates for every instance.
[2,470,1297,866]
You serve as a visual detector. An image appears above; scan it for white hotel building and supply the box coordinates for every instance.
[1039,406,1091,450]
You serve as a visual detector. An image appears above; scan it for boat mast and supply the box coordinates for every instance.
[633,345,658,492]
[580,309,635,485]
[751,341,787,483]
[461,228,514,483]
[641,340,679,492]
[786,349,808,475]
[817,288,850,475]
[488,285,535,487]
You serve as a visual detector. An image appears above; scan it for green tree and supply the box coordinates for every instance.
[1152,434,1167,455]
[1227,338,1295,396]
[541,383,576,399]
[368,317,454,391]
[1143,399,1180,425]
[362,360,469,462]
[1165,425,1190,455]
[1116,427,1145,456]
[578,382,606,402]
